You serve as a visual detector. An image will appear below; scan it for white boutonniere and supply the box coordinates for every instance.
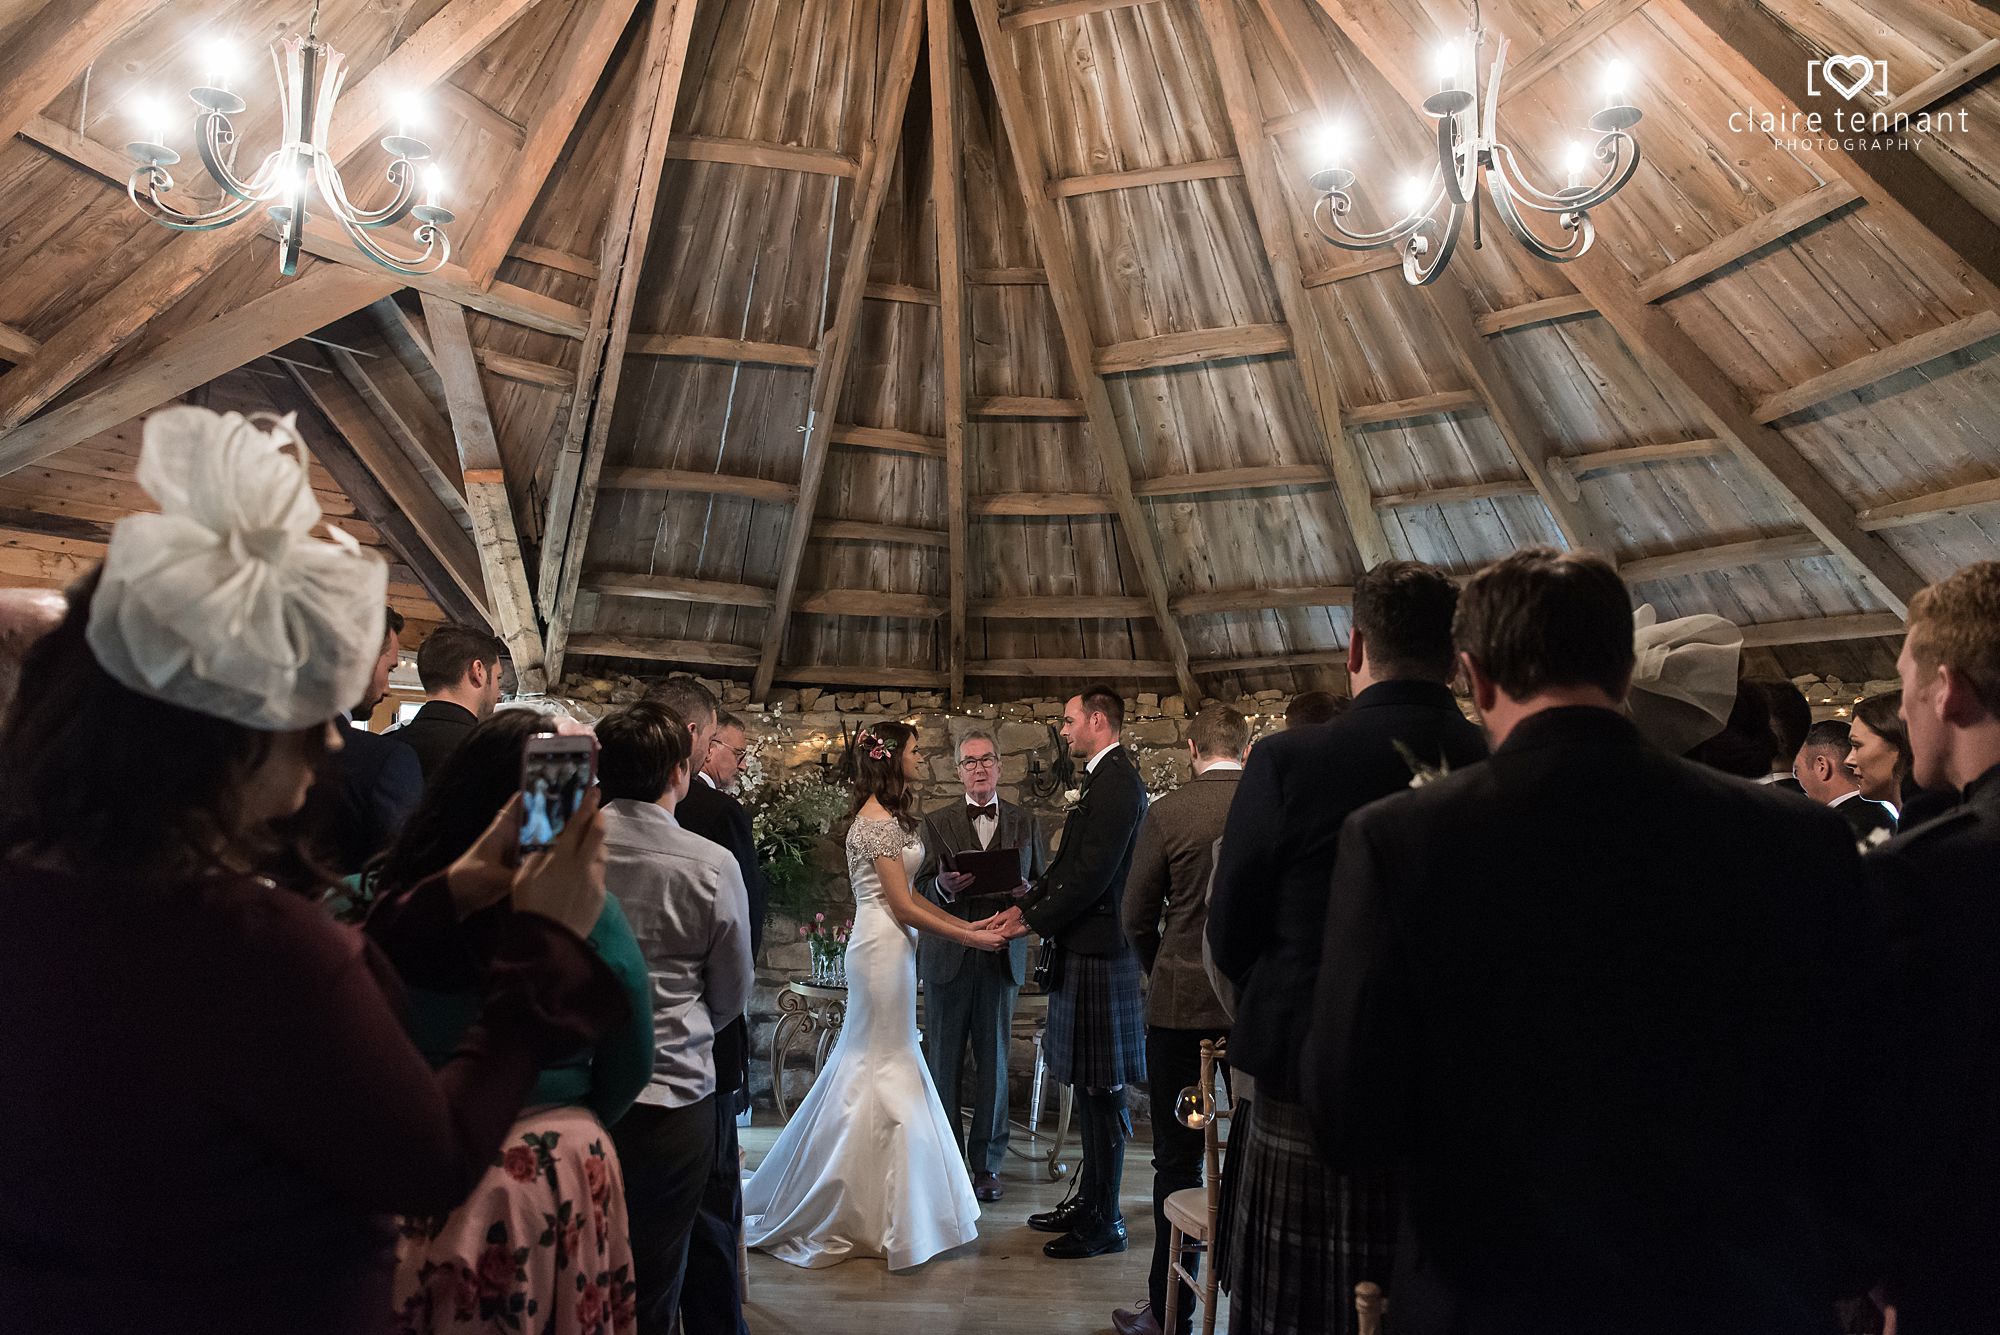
[1062,787,1083,808]
[1393,739,1451,789]
[1858,826,1893,854]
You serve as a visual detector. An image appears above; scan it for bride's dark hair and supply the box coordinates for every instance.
[849,720,920,832]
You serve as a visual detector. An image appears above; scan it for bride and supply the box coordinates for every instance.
[744,720,1010,1270]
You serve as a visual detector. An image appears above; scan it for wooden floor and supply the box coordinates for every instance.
[741,1117,1231,1334]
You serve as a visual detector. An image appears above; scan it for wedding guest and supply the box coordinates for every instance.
[1303,547,1872,1335]
[1685,678,1778,779]
[641,677,763,1335]
[702,711,749,791]
[1207,562,1484,1335]
[914,729,1051,1202]
[1753,677,1813,792]
[1850,691,1955,831]
[598,704,755,1335]
[986,685,1150,1260]
[1867,560,2000,1332]
[392,624,506,780]
[0,407,623,1335]
[1797,720,1897,842]
[1284,690,1348,728]
[1113,704,1246,1335]
[366,709,655,1333]
[310,606,422,875]
[0,586,64,721]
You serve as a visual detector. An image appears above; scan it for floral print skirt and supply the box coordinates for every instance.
[391,1105,638,1335]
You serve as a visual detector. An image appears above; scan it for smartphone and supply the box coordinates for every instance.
[520,732,597,853]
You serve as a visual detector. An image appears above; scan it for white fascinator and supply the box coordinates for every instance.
[1626,603,1744,754]
[86,406,387,731]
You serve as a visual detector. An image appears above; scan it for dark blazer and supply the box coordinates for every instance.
[1020,746,1148,956]
[1303,707,1873,1335]
[314,715,422,875]
[1207,678,1487,1101]
[1121,767,1239,1030]
[915,796,1049,988]
[1832,791,1897,843]
[1867,763,2000,1330]
[388,700,479,782]
[674,776,767,1096]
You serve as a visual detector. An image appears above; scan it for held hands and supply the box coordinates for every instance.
[962,925,1010,952]
[445,789,608,939]
[971,905,1031,941]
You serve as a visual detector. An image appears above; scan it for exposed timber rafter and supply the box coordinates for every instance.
[970,0,1203,703]
[930,0,972,704]
[750,0,930,702]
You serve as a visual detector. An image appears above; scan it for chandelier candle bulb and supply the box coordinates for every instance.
[1564,141,1588,188]
[1434,43,1460,92]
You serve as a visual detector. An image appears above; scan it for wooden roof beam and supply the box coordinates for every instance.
[1172,583,1356,616]
[930,0,972,704]
[864,282,941,306]
[419,295,546,691]
[629,333,819,368]
[971,595,1154,619]
[1306,0,1928,616]
[1374,478,1541,508]
[1738,613,1907,648]
[1499,0,1651,102]
[1551,437,1730,495]
[829,423,946,459]
[968,266,1047,285]
[0,264,397,476]
[972,492,1118,516]
[584,572,775,608]
[1202,0,1393,571]
[436,84,527,149]
[1342,388,1486,427]
[1194,649,1347,674]
[1050,157,1243,198]
[1881,38,2000,118]
[0,323,38,363]
[1132,464,1334,498]
[751,0,929,702]
[814,518,949,548]
[475,349,575,391]
[1753,310,2000,422]
[1635,181,1860,303]
[459,0,646,287]
[1619,531,1827,583]
[0,0,547,433]
[663,135,859,177]
[599,468,799,505]
[566,634,760,668]
[967,658,1183,678]
[1301,251,1404,287]
[541,0,702,670]
[796,589,948,619]
[507,245,599,282]
[999,0,1159,30]
[1475,293,1599,336]
[970,0,1203,704]
[969,395,1087,418]
[1094,323,1293,374]
[1648,0,2000,309]
[1857,475,2000,531]
[0,0,172,148]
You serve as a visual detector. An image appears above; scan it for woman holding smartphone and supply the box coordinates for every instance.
[0,408,626,1335]
[365,711,654,1335]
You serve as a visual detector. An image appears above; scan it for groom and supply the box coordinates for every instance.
[987,685,1149,1259]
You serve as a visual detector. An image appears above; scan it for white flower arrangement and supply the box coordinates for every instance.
[1858,825,1894,854]
[1062,786,1083,807]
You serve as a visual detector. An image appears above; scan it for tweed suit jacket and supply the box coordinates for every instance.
[1121,767,1238,1029]
[915,797,1050,988]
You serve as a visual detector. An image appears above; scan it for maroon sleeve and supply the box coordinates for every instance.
[206,882,628,1218]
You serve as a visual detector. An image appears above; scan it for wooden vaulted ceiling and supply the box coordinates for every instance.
[1,0,1998,700]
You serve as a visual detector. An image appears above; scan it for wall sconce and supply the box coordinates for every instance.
[1025,723,1075,801]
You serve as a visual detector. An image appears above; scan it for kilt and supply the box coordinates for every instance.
[1220,1095,1400,1335]
[1042,947,1147,1090]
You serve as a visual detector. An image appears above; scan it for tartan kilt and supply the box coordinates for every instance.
[1220,1095,1400,1335]
[1041,947,1147,1090]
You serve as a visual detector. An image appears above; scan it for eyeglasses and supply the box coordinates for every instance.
[958,755,999,769]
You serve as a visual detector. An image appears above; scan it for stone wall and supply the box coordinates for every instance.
[551,670,1298,1110]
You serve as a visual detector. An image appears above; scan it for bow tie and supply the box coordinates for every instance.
[968,803,998,821]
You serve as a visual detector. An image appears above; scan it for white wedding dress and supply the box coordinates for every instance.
[743,815,982,1270]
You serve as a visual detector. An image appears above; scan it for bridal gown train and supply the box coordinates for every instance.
[743,815,982,1270]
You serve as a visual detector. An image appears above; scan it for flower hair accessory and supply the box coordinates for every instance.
[86,406,387,731]
[858,729,898,762]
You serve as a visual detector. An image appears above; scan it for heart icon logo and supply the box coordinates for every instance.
[1820,54,1877,100]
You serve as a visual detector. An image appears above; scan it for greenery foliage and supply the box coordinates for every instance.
[745,774,850,924]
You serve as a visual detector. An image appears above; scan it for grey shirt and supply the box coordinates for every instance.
[603,798,755,1108]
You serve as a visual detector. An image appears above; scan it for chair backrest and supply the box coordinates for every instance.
[1197,1037,1231,1225]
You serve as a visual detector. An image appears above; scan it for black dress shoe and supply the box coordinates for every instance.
[1027,1193,1086,1233]
[973,1170,1003,1203]
[1043,1211,1128,1259]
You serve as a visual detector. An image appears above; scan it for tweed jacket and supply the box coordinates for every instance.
[915,796,1050,988]
[1121,767,1238,1029]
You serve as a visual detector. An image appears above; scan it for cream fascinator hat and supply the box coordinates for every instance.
[1625,603,1744,754]
[86,406,387,730]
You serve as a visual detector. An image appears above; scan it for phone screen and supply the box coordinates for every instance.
[520,734,596,852]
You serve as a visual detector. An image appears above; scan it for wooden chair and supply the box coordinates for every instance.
[738,1145,750,1297]
[1161,1037,1231,1335]
[1356,1281,1386,1335]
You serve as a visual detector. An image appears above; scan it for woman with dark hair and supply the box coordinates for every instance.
[362,710,654,1334]
[1850,691,1956,831]
[0,408,623,1335]
[743,720,1006,1269]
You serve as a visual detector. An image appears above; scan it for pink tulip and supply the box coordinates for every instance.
[815,912,825,923]
[798,925,809,938]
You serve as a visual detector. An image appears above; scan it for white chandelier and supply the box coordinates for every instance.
[125,1,454,277]
[1307,4,1642,286]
